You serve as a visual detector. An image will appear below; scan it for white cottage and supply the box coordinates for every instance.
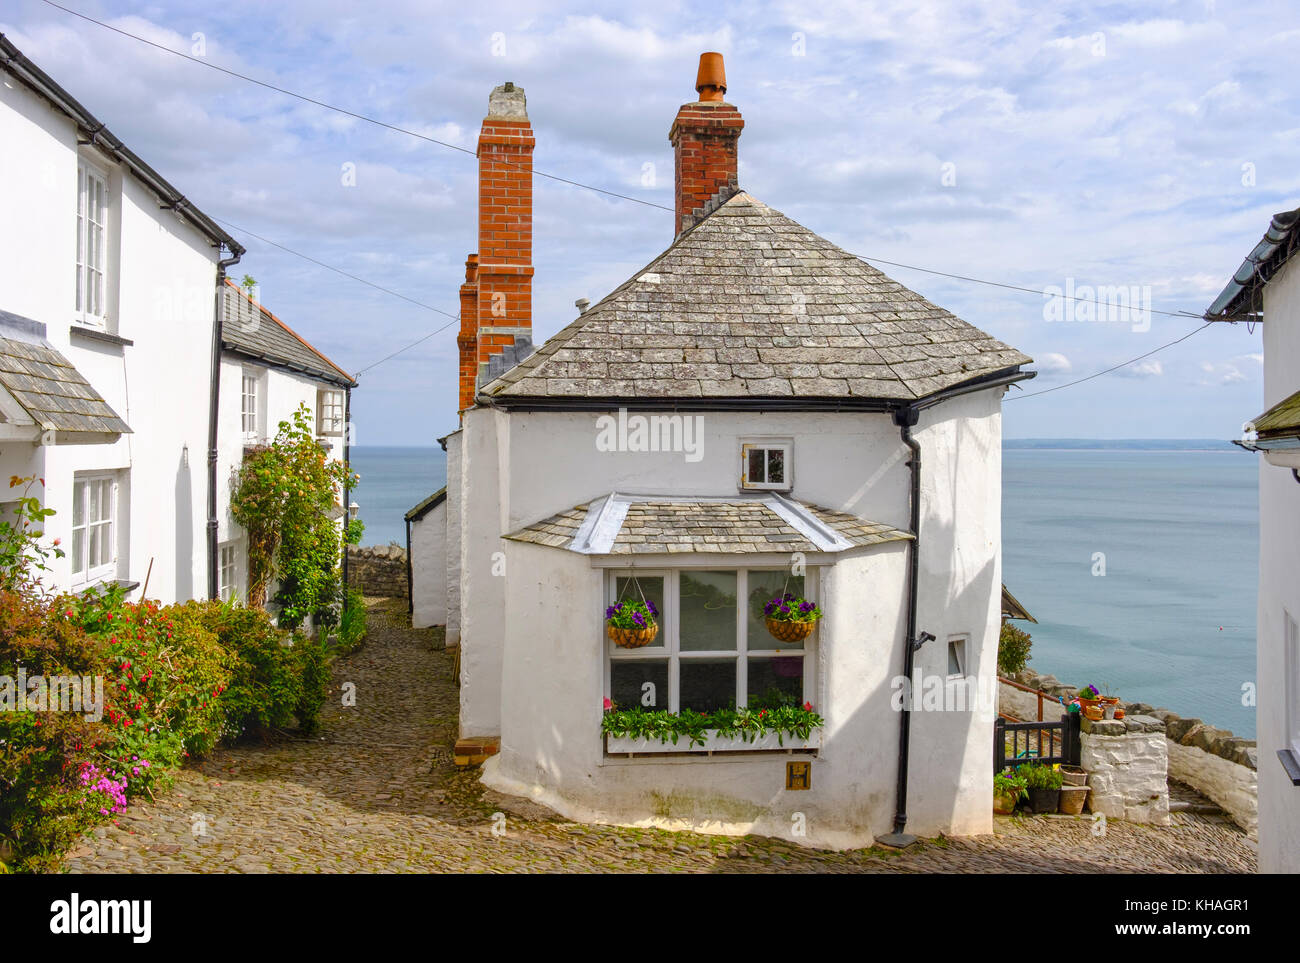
[1206,204,1300,873]
[0,35,243,603]
[0,36,353,607]
[214,281,357,604]
[436,55,1033,848]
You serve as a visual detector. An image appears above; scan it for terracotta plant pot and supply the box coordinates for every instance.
[607,623,659,649]
[765,618,815,644]
[1058,785,1088,815]
[1077,697,1102,711]
[1101,696,1120,705]
[1059,765,1088,787]
[1114,708,1126,720]
[1027,787,1060,814]
[994,791,1019,815]
[1083,705,1104,721]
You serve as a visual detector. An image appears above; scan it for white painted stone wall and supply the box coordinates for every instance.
[444,430,463,647]
[1080,719,1170,825]
[1257,254,1300,872]
[410,500,447,628]
[1166,740,1258,836]
[468,386,1008,845]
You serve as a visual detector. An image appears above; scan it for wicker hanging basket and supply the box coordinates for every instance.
[765,618,816,644]
[607,623,659,649]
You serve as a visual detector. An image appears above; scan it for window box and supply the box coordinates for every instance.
[605,729,821,755]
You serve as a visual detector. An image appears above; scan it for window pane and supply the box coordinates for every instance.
[679,571,736,651]
[679,659,737,712]
[72,483,85,527]
[747,448,765,483]
[767,448,785,484]
[71,530,85,575]
[748,656,805,708]
[746,570,806,650]
[89,524,102,569]
[610,660,668,711]
[613,575,663,639]
[948,640,964,676]
[99,481,111,521]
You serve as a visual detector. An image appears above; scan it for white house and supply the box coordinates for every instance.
[0,34,243,603]
[405,487,447,628]
[214,280,357,604]
[427,55,1033,849]
[1206,204,1300,874]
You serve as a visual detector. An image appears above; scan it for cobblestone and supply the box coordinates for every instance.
[57,598,1257,874]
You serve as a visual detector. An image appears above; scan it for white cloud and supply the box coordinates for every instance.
[1119,360,1164,379]
[1035,352,1072,378]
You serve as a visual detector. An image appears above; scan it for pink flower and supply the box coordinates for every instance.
[803,702,813,712]
[602,698,613,711]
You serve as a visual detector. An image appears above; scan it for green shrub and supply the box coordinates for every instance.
[1016,762,1063,790]
[335,588,367,654]
[0,590,108,872]
[997,622,1033,677]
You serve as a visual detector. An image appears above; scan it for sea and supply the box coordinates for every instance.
[349,440,1259,737]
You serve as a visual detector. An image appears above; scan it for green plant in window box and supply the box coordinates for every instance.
[601,697,824,748]
[762,592,822,644]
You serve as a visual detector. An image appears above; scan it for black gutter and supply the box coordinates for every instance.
[219,344,356,389]
[207,251,242,600]
[0,34,244,259]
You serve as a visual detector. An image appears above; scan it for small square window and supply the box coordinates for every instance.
[317,389,345,437]
[740,442,792,491]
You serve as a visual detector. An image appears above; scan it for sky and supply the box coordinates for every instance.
[4,0,1298,444]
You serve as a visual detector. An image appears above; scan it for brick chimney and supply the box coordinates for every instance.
[669,52,743,237]
[458,82,535,417]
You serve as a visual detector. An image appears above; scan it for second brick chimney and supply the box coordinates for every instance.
[669,52,744,237]
[458,82,535,416]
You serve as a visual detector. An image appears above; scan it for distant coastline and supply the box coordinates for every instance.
[1004,438,1239,452]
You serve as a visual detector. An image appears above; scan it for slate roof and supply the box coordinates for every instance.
[0,332,131,435]
[221,281,356,388]
[481,191,1031,404]
[405,487,447,523]
[1247,389,1300,439]
[504,492,912,556]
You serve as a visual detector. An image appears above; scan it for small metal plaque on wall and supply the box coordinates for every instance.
[786,760,811,790]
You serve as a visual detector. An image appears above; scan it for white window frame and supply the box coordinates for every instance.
[1286,611,1300,759]
[218,542,239,602]
[947,635,968,679]
[70,474,117,586]
[604,567,816,719]
[317,388,345,437]
[76,160,110,328]
[241,369,260,443]
[740,441,793,491]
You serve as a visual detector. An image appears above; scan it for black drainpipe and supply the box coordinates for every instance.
[342,385,353,591]
[879,404,934,848]
[405,516,414,616]
[207,250,241,600]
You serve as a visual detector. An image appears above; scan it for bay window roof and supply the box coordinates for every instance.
[504,492,911,556]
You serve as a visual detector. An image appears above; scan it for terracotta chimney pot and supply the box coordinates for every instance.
[695,51,726,101]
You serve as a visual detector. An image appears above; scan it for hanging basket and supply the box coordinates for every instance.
[607,623,659,649]
[765,618,816,644]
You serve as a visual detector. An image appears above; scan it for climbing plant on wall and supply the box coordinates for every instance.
[230,404,359,626]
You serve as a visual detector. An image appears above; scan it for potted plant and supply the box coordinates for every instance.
[1076,683,1102,711]
[605,599,659,648]
[994,770,1027,815]
[763,592,822,643]
[1017,762,1063,813]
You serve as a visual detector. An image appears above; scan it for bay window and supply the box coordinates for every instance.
[605,567,813,718]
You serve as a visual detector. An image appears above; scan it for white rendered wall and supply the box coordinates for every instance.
[465,387,1007,843]
[444,431,463,647]
[1258,256,1300,873]
[0,77,219,603]
[410,501,447,628]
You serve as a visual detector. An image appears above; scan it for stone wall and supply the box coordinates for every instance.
[1000,667,1257,835]
[1080,715,1170,825]
[347,544,408,599]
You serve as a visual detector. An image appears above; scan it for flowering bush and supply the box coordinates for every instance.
[1077,684,1101,701]
[763,592,821,623]
[0,476,64,596]
[605,599,658,631]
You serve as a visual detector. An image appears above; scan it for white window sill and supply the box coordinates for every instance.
[605,729,821,756]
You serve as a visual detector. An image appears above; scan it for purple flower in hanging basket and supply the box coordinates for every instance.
[632,611,646,628]
[647,599,659,617]
[799,601,814,614]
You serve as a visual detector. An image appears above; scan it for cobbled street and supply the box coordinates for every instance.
[59,599,1257,874]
